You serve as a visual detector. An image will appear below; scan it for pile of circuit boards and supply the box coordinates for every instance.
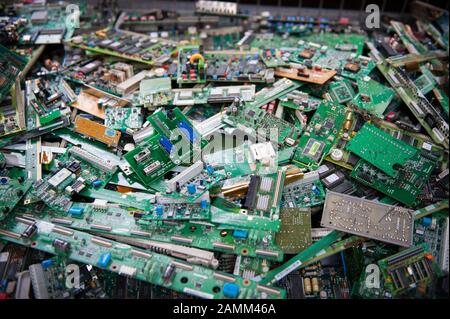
[0,0,448,299]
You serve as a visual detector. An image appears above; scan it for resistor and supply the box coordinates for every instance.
[303,277,312,295]
[312,277,320,293]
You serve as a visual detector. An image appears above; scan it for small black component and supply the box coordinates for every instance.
[347,153,360,166]
[52,238,71,253]
[318,163,335,179]
[22,223,37,239]
[67,161,81,174]
[243,175,261,210]
[322,171,345,189]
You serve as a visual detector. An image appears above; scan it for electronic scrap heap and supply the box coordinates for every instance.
[0,0,448,300]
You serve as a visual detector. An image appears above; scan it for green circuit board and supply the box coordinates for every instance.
[378,244,437,297]
[351,150,436,207]
[282,171,326,208]
[0,178,32,221]
[279,90,322,112]
[14,203,283,261]
[293,101,347,170]
[300,32,366,55]
[0,44,27,102]
[328,79,355,104]
[413,213,448,272]
[223,102,302,147]
[0,216,285,299]
[125,108,203,186]
[204,50,273,83]
[373,56,449,149]
[346,123,419,177]
[16,3,76,44]
[69,29,177,65]
[351,77,395,117]
[211,170,286,232]
[124,133,177,187]
[289,41,375,80]
[177,46,207,84]
[30,148,116,212]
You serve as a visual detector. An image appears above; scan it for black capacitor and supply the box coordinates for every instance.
[22,223,37,238]
[163,263,175,282]
[52,238,71,253]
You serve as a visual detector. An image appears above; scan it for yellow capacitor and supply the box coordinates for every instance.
[312,277,320,293]
[304,277,312,295]
[344,111,353,131]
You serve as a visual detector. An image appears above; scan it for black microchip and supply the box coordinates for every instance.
[347,153,360,166]
[323,119,334,130]
[322,171,345,189]
[67,161,81,173]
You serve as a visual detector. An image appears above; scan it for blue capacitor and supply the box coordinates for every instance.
[187,184,196,194]
[311,185,321,196]
[0,177,8,185]
[200,199,208,209]
[206,165,214,174]
[223,283,240,298]
[97,252,112,268]
[156,205,164,216]
[422,217,432,227]
[68,207,84,216]
[232,229,248,239]
[41,259,53,269]
[92,180,103,188]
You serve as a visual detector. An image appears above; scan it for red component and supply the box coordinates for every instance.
[339,17,349,25]
[0,292,8,299]
[385,112,397,122]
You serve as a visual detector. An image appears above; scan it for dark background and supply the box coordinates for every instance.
[2,0,449,15]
